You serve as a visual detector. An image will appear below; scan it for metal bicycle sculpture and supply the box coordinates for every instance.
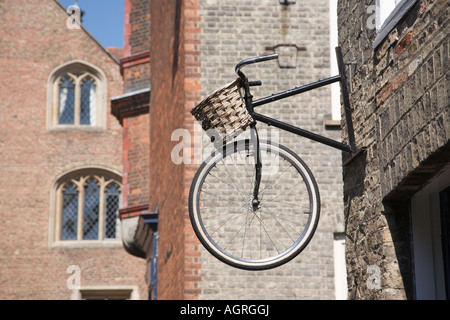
[189,47,358,270]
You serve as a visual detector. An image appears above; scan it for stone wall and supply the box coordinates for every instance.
[142,0,350,300]
[338,0,449,299]
[191,0,346,299]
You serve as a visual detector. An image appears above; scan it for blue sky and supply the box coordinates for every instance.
[59,0,124,48]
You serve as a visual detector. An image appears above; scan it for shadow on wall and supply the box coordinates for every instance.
[342,151,414,299]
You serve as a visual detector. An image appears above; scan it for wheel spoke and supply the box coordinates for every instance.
[189,140,320,270]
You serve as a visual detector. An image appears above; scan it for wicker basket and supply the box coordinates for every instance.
[190,79,255,143]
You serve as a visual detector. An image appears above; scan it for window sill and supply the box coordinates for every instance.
[324,119,341,130]
[373,0,419,49]
[47,125,106,133]
[51,240,122,249]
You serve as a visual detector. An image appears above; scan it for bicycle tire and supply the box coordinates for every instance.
[189,139,320,270]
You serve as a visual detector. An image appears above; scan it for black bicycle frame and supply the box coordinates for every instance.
[237,46,357,154]
[236,46,357,204]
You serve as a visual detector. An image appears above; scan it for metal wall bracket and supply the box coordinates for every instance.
[251,47,358,155]
[345,61,357,92]
[343,147,367,167]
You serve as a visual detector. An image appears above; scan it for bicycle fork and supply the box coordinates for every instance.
[250,124,263,211]
[240,76,263,211]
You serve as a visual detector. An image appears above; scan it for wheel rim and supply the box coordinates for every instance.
[190,141,319,269]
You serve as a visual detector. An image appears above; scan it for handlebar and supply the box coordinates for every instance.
[235,53,279,76]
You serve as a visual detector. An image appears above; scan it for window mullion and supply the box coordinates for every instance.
[74,76,81,125]
[92,78,101,126]
[55,184,64,241]
[98,178,106,241]
[76,178,86,241]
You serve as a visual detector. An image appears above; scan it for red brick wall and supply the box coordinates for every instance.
[0,0,146,299]
[119,0,151,213]
[128,0,151,55]
[122,115,150,209]
[149,0,187,300]
[147,0,204,300]
[122,56,151,93]
[122,0,151,93]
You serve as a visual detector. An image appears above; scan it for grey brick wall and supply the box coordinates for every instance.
[195,0,345,300]
[338,0,449,299]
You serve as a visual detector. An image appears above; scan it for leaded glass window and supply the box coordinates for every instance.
[83,178,100,240]
[56,172,121,243]
[61,183,78,240]
[59,77,75,125]
[105,183,121,240]
[80,77,97,125]
[54,71,98,127]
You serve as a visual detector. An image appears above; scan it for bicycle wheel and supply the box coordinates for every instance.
[189,139,320,270]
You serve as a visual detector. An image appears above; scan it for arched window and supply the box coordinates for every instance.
[52,169,122,245]
[47,61,107,130]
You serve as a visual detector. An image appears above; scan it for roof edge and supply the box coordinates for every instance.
[53,0,121,65]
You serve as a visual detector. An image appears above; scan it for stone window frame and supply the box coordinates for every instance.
[374,0,419,48]
[333,233,348,300]
[47,60,108,131]
[410,166,450,299]
[329,0,341,123]
[49,167,122,248]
